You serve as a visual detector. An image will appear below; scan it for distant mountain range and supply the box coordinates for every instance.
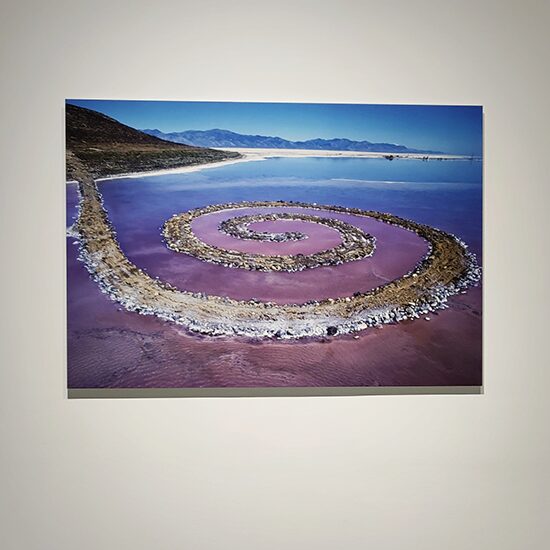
[141,128,442,154]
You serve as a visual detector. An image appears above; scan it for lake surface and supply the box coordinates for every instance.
[67,157,482,388]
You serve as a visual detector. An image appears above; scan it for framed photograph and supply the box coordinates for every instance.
[66,100,482,396]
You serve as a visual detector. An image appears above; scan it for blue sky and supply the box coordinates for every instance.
[67,99,483,155]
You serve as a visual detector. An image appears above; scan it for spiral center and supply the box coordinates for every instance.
[163,202,376,272]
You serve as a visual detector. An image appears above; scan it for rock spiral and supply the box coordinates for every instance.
[71,159,481,340]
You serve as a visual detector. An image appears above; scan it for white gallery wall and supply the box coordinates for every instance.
[1,1,549,548]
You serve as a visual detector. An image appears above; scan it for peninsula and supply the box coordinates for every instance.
[66,103,240,180]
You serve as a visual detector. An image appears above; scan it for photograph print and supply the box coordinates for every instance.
[66,100,483,393]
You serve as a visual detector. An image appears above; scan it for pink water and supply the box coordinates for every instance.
[66,158,482,389]
[66,236,482,388]
[67,201,480,388]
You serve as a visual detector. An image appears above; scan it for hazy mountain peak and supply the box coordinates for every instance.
[141,128,441,154]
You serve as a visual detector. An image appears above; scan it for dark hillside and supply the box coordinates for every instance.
[66,103,239,179]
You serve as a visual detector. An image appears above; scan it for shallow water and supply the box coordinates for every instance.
[67,157,482,388]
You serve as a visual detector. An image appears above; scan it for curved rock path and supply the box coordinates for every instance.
[69,154,481,339]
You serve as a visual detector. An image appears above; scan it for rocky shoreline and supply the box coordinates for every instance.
[69,156,481,340]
